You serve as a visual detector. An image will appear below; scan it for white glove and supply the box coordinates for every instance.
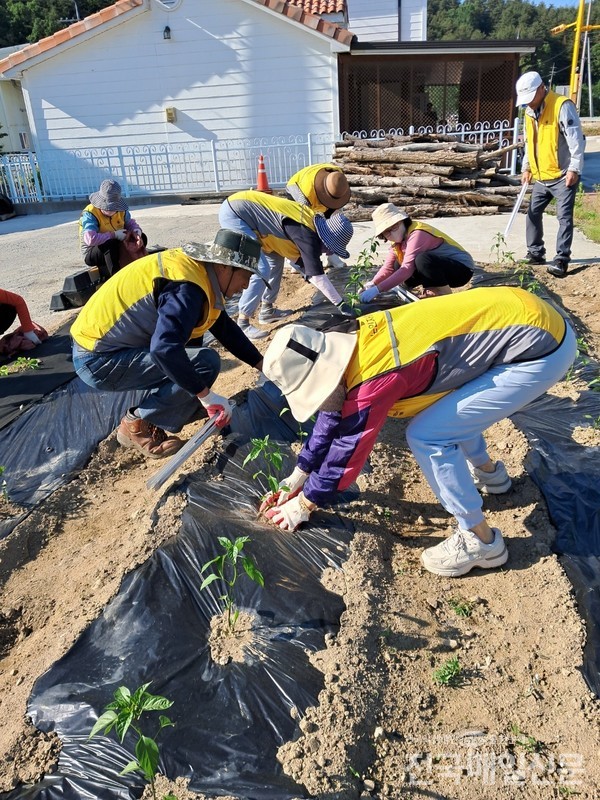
[114,229,127,241]
[359,285,380,303]
[23,330,42,345]
[259,466,309,512]
[199,390,233,428]
[265,494,312,531]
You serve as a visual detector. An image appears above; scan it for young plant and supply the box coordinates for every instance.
[88,683,175,800]
[509,723,545,754]
[344,235,381,309]
[491,232,516,267]
[584,413,600,430]
[243,435,285,495]
[432,656,462,686]
[0,357,41,377]
[564,338,590,383]
[447,596,474,618]
[200,536,264,633]
[512,265,541,294]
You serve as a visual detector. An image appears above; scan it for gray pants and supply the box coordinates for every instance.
[526,176,578,263]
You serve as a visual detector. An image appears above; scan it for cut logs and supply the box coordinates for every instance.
[334,133,523,221]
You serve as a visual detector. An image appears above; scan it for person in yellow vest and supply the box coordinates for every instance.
[358,203,474,303]
[219,189,355,339]
[71,230,266,459]
[258,286,576,577]
[286,163,352,269]
[79,179,147,280]
[516,71,585,278]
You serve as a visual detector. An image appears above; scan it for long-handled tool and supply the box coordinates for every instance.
[392,284,420,303]
[503,181,529,240]
[146,402,236,491]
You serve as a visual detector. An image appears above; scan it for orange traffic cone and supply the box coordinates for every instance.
[256,153,273,194]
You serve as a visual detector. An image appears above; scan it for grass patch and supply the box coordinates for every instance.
[574,186,600,244]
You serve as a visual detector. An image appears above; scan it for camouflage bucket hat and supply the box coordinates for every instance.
[182,229,268,285]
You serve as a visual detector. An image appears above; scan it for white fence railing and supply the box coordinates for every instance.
[0,120,521,205]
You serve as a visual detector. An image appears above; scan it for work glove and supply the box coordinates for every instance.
[23,330,42,346]
[265,493,312,531]
[259,466,310,512]
[114,229,127,241]
[336,300,356,318]
[359,285,380,303]
[198,390,233,429]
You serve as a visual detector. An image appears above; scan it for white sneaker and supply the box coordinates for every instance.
[421,527,508,577]
[469,460,512,494]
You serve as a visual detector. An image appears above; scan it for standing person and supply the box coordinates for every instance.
[516,71,585,278]
[286,163,352,269]
[259,286,576,577]
[219,190,355,339]
[79,179,148,281]
[359,203,474,303]
[71,229,266,459]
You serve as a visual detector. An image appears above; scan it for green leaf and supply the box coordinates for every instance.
[88,709,118,739]
[200,555,220,573]
[115,710,134,742]
[120,759,142,776]
[136,735,160,781]
[243,559,265,587]
[114,686,132,706]
[200,573,220,590]
[159,715,175,729]
[140,694,173,712]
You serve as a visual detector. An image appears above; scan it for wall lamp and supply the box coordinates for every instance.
[163,26,171,40]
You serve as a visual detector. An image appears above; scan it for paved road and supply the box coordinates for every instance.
[1,140,599,333]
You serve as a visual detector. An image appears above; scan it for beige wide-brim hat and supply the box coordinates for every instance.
[314,168,351,210]
[263,324,357,422]
[372,202,409,238]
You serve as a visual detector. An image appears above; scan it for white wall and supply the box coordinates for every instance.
[0,80,31,151]
[347,0,427,42]
[20,0,342,155]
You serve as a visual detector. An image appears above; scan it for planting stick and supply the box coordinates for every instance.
[146,404,236,490]
[503,181,528,239]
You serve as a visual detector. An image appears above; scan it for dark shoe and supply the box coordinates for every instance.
[523,252,546,266]
[116,415,184,459]
[547,259,568,277]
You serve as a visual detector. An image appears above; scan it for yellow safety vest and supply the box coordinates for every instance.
[71,249,222,352]
[227,190,316,261]
[78,204,126,248]
[286,163,343,214]
[525,90,569,181]
[393,220,465,264]
[343,286,566,419]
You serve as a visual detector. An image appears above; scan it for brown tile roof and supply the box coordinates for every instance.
[0,0,143,73]
[287,0,345,14]
[0,0,352,76]
[248,0,353,45]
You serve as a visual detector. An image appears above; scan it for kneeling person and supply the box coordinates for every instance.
[71,229,266,459]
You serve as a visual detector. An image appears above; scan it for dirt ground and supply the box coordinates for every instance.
[0,257,599,799]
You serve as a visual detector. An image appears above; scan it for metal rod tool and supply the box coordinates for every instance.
[503,181,528,240]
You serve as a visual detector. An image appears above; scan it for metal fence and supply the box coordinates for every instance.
[0,121,521,205]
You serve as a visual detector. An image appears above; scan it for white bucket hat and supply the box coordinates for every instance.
[89,179,129,212]
[372,202,410,238]
[263,323,357,422]
[515,71,543,106]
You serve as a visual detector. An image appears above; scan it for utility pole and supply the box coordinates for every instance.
[550,0,600,110]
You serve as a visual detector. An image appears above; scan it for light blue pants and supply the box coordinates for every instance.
[72,343,220,433]
[405,324,577,531]
[218,203,284,317]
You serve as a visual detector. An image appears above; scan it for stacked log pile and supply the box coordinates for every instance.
[333,134,522,222]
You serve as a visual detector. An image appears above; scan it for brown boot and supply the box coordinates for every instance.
[116,415,184,459]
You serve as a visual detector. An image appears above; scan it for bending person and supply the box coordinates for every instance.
[71,230,266,459]
[79,179,148,280]
[260,286,576,577]
[359,203,474,303]
[219,190,354,339]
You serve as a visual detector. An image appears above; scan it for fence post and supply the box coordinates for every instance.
[211,140,220,192]
[307,132,313,166]
[510,118,520,176]
[28,152,44,201]
[3,157,19,202]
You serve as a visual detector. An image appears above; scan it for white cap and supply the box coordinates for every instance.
[515,71,543,107]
